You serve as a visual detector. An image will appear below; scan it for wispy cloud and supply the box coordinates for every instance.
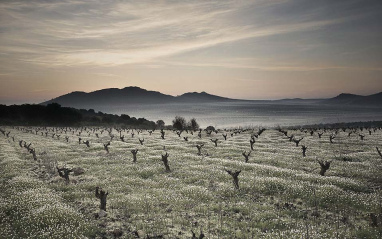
[19,18,350,67]
[0,0,360,68]
[92,72,122,78]
[159,59,382,72]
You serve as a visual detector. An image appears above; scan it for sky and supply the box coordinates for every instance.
[0,0,381,104]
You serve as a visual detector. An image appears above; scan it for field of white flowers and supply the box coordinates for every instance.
[0,125,381,238]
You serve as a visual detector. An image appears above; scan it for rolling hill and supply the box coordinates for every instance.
[41,86,237,108]
[323,92,382,106]
[41,86,381,110]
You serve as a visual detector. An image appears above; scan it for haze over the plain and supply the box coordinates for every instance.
[0,0,382,105]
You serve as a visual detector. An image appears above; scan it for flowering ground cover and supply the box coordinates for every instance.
[0,125,381,238]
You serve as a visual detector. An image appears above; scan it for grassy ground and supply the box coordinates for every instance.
[0,125,381,238]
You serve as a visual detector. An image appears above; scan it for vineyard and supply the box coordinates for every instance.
[0,125,381,238]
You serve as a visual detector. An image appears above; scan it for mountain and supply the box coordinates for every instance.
[274,98,323,104]
[323,92,382,106]
[176,91,235,102]
[41,86,237,108]
[41,87,382,109]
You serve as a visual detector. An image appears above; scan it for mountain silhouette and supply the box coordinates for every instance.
[41,86,236,108]
[41,86,381,109]
[176,91,234,102]
[323,92,382,106]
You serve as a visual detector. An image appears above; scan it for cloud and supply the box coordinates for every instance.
[158,59,382,72]
[22,18,348,67]
[92,72,122,78]
[0,0,380,71]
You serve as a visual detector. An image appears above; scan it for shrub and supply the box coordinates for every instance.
[172,116,186,130]
[188,118,199,130]
[206,125,215,131]
[156,119,165,129]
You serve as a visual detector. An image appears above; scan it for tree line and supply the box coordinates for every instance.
[0,103,156,128]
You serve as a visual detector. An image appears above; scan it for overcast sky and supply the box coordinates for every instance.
[0,0,381,104]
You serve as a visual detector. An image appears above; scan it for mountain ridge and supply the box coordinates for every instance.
[323,92,382,106]
[40,86,381,108]
[41,86,237,107]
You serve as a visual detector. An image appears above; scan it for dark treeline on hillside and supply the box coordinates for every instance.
[0,103,156,128]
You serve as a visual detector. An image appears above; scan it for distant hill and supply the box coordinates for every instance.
[323,92,382,107]
[176,91,234,102]
[274,98,323,104]
[41,87,174,107]
[41,86,237,108]
[41,86,382,109]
